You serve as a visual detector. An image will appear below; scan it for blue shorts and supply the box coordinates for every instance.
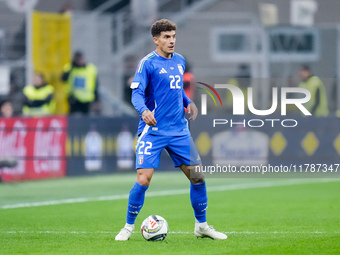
[135,133,201,169]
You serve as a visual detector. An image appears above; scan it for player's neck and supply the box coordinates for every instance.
[155,48,172,59]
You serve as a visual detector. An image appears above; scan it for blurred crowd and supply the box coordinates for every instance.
[0,59,334,118]
[0,1,336,119]
[0,51,100,118]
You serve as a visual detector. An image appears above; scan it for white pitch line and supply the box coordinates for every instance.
[1,178,339,210]
[1,231,339,235]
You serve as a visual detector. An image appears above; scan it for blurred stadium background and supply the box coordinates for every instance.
[2,0,340,115]
[1,0,340,180]
[0,1,340,253]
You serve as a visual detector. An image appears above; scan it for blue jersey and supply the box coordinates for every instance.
[131,51,191,136]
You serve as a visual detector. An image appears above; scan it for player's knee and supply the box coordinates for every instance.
[190,175,205,184]
[137,173,152,186]
[189,167,205,184]
[137,177,150,186]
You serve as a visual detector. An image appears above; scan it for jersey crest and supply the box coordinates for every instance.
[177,64,184,75]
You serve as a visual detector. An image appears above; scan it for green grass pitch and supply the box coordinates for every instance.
[0,172,339,254]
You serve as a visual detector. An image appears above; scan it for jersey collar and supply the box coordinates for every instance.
[153,50,174,60]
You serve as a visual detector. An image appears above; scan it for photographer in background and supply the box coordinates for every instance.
[61,51,100,115]
[0,99,14,118]
[0,98,17,181]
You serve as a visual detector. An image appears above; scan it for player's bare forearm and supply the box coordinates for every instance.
[142,109,157,126]
[187,102,198,121]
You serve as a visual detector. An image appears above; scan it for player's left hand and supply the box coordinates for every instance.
[187,102,198,121]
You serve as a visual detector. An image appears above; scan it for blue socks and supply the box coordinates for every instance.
[190,181,208,223]
[126,181,207,224]
[126,182,149,224]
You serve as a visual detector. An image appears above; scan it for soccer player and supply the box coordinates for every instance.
[115,19,227,241]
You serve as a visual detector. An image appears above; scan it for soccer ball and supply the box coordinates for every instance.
[141,215,168,241]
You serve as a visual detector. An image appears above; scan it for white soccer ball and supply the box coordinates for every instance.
[141,215,168,241]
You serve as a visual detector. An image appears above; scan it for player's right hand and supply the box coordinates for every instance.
[187,102,198,121]
[142,110,157,126]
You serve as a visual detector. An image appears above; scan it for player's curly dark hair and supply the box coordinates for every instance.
[151,19,177,37]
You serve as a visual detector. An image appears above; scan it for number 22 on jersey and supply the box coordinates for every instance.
[169,75,181,89]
